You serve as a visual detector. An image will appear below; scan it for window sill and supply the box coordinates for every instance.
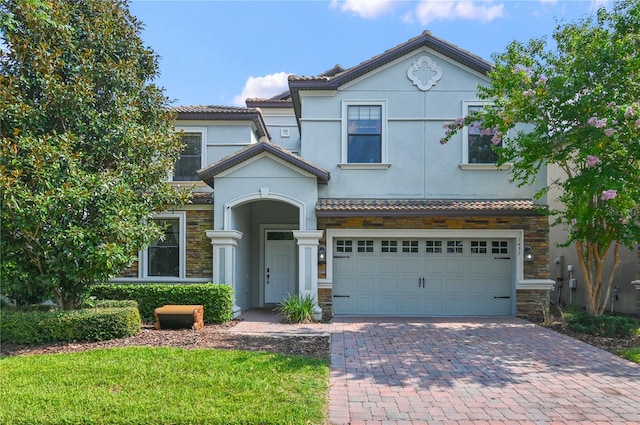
[458,163,512,171]
[338,163,391,170]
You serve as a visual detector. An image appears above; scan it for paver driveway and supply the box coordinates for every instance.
[329,317,640,425]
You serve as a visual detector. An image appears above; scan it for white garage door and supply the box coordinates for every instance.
[332,237,514,316]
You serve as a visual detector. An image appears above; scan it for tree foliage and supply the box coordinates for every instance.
[0,0,189,309]
[441,1,640,315]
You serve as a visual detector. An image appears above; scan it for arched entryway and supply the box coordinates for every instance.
[207,194,322,318]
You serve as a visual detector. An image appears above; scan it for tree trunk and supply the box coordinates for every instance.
[575,240,620,316]
[54,287,77,310]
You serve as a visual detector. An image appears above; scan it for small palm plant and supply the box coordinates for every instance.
[275,294,317,323]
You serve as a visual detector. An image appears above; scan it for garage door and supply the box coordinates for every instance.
[332,237,514,316]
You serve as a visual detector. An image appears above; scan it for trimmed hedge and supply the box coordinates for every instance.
[564,312,640,338]
[89,283,234,324]
[0,305,141,344]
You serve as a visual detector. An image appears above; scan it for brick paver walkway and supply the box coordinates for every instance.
[329,317,640,425]
[228,308,331,336]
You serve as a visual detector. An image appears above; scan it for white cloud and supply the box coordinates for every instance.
[413,1,504,25]
[329,0,399,19]
[232,72,290,106]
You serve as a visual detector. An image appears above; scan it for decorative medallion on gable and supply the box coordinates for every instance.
[406,55,443,91]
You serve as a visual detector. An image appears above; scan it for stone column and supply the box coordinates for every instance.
[293,230,324,321]
[206,230,243,318]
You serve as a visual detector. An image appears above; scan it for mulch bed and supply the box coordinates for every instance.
[539,320,640,355]
[2,317,637,361]
[0,321,330,360]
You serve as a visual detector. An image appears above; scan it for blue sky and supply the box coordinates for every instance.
[129,0,608,107]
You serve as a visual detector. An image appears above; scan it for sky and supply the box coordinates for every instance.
[128,0,610,107]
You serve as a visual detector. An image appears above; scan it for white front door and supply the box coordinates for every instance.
[265,231,296,304]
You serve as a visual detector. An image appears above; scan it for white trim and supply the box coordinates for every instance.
[140,211,187,280]
[341,100,388,165]
[172,126,207,182]
[224,192,307,231]
[338,163,391,170]
[214,152,317,179]
[517,279,556,291]
[320,228,525,287]
[631,280,640,290]
[458,163,513,171]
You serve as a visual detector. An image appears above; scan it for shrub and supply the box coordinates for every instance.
[564,312,639,338]
[89,283,234,324]
[276,294,317,323]
[0,305,141,344]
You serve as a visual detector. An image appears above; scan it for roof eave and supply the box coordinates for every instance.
[315,209,541,218]
[175,110,271,140]
[197,142,330,188]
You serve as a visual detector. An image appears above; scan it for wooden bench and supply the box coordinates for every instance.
[154,304,204,330]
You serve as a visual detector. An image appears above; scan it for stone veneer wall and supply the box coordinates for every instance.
[316,214,549,318]
[119,207,213,280]
[516,289,550,320]
[185,208,213,278]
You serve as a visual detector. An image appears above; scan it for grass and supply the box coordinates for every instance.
[618,347,640,363]
[0,347,329,425]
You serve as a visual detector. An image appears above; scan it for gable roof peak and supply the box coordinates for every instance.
[197,139,330,187]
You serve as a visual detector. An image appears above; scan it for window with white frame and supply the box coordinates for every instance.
[342,101,387,164]
[462,102,499,164]
[173,127,206,181]
[144,213,185,278]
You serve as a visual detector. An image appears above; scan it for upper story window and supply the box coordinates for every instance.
[462,102,498,165]
[173,127,206,181]
[341,101,388,168]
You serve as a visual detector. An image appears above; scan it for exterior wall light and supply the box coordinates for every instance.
[524,246,535,263]
[318,245,326,264]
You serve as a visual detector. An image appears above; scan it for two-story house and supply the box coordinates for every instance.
[118,31,555,319]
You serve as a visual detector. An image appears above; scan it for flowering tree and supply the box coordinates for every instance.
[440,1,640,316]
[0,0,189,309]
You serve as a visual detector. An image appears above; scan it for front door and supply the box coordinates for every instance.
[265,231,296,304]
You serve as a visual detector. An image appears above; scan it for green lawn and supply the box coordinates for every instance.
[0,347,329,425]
[618,347,640,364]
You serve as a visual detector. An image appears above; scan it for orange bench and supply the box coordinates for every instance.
[154,304,204,330]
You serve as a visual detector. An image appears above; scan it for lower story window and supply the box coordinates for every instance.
[144,213,185,278]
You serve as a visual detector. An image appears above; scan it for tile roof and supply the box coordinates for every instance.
[190,192,213,205]
[171,105,269,139]
[316,199,542,217]
[197,140,330,188]
[288,30,493,124]
[171,105,255,114]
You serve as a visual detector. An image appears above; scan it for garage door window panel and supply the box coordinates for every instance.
[471,241,488,254]
[447,240,464,254]
[381,240,398,253]
[357,240,374,253]
[402,240,419,253]
[425,240,443,253]
[492,240,508,254]
[336,240,353,253]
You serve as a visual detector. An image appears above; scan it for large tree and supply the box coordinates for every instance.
[441,1,640,316]
[0,0,189,309]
